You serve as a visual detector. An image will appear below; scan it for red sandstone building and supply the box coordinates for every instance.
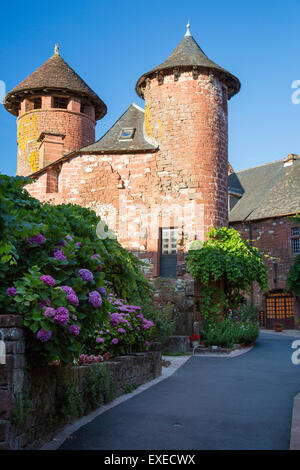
[3,27,300,329]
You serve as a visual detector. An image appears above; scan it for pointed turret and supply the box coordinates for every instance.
[136,24,240,99]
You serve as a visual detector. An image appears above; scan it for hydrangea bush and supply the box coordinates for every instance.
[90,294,154,356]
[0,174,154,365]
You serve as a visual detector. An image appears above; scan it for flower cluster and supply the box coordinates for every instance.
[40,275,55,287]
[89,290,102,308]
[26,233,46,246]
[54,306,69,325]
[78,269,94,282]
[6,287,17,297]
[78,354,104,364]
[37,328,52,342]
[94,295,154,355]
[53,249,67,261]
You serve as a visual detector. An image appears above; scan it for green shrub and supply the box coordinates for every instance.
[202,317,259,348]
[0,174,153,365]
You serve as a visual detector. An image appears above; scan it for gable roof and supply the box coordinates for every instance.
[79,103,158,153]
[4,52,106,120]
[229,156,300,222]
[136,33,240,99]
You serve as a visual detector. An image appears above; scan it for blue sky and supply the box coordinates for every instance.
[0,0,299,176]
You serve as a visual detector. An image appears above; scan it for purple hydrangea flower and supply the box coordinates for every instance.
[66,235,73,241]
[99,330,104,334]
[88,290,102,308]
[75,241,82,247]
[112,338,119,345]
[91,254,102,263]
[96,337,105,343]
[106,329,110,333]
[97,287,107,296]
[118,328,126,334]
[26,233,46,246]
[37,328,52,342]
[40,275,55,287]
[6,287,17,297]
[53,249,67,261]
[78,269,93,282]
[68,324,80,336]
[40,299,51,310]
[61,286,75,295]
[54,307,69,325]
[44,307,56,318]
[145,341,150,347]
[67,293,79,305]
[136,326,140,331]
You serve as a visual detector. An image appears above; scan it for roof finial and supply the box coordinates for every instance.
[54,44,59,55]
[185,21,191,37]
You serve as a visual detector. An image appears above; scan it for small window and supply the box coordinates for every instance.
[292,227,299,236]
[119,128,135,140]
[292,238,300,255]
[160,228,178,277]
[53,97,68,109]
[32,97,42,109]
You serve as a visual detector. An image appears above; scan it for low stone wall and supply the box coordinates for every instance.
[162,335,190,354]
[0,314,161,450]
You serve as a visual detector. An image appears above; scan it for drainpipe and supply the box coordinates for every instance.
[247,221,254,306]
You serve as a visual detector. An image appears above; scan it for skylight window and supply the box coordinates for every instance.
[119,128,135,140]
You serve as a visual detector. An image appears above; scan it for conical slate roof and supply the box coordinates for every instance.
[4,49,107,119]
[136,30,240,99]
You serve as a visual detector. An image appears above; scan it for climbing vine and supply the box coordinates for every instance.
[187,227,269,320]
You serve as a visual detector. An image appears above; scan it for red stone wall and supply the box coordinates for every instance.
[17,101,95,176]
[231,217,300,315]
[143,70,229,237]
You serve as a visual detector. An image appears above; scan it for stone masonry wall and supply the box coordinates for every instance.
[0,313,161,449]
[17,107,95,176]
[231,217,300,318]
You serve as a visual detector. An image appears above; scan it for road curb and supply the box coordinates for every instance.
[290,392,300,449]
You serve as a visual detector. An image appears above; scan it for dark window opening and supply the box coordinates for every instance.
[32,97,42,109]
[80,102,85,114]
[53,97,68,109]
[291,227,300,254]
[119,128,135,140]
[159,228,177,278]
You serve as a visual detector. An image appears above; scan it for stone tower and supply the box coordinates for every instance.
[4,45,107,176]
[136,24,240,239]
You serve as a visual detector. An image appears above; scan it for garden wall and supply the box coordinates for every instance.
[0,314,161,450]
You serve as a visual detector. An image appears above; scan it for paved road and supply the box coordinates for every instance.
[60,333,300,450]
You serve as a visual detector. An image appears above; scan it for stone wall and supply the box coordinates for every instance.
[231,216,300,319]
[0,314,161,450]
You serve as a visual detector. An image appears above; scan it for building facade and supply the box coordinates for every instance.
[4,28,300,330]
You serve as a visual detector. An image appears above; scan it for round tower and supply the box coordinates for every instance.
[136,24,240,238]
[4,45,107,176]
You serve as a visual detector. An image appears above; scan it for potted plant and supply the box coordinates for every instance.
[190,334,200,348]
[274,322,283,332]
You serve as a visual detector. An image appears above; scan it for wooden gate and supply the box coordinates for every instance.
[265,291,295,329]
